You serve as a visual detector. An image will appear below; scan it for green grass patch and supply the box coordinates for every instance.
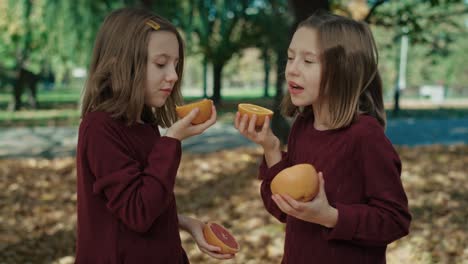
[0,88,82,110]
[0,92,467,127]
[0,109,80,127]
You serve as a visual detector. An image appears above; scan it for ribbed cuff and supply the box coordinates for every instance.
[324,203,358,241]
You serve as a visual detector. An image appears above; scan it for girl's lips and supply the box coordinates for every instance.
[160,88,172,94]
[288,82,304,95]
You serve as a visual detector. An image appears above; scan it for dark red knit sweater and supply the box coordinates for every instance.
[259,113,411,264]
[75,111,189,264]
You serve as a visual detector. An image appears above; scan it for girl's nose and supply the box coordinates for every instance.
[286,60,300,77]
[166,67,178,82]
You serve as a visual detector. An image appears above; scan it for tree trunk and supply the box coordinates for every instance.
[211,62,224,106]
[271,46,290,144]
[203,56,208,98]
[263,49,270,98]
[393,88,400,116]
[288,0,330,26]
[11,68,40,111]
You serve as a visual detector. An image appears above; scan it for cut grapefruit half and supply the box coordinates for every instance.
[203,222,240,254]
[176,99,213,124]
[238,103,273,127]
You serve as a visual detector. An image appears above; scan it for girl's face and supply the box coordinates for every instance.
[286,27,322,107]
[144,31,179,108]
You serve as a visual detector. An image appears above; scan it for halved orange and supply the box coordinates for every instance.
[203,222,240,254]
[176,99,213,124]
[238,103,274,127]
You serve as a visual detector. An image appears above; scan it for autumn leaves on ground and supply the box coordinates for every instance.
[0,145,467,264]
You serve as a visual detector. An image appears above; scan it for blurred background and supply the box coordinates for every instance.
[0,0,467,263]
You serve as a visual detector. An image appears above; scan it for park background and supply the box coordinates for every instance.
[0,0,467,263]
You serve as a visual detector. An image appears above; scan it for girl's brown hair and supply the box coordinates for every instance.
[81,8,184,127]
[281,12,386,129]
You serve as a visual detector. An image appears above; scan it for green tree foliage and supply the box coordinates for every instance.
[368,0,468,94]
[0,0,123,81]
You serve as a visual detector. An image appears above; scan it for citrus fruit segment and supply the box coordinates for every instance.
[238,103,273,127]
[176,99,213,124]
[203,222,239,254]
[271,163,319,202]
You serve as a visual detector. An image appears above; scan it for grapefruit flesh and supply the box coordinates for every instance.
[238,103,273,127]
[203,222,239,254]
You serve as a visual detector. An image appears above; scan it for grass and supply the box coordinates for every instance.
[0,88,467,127]
[0,109,81,127]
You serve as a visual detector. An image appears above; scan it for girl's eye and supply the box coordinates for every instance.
[287,57,294,61]
[155,63,165,68]
[305,60,317,64]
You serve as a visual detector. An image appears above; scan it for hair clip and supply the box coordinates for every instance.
[146,20,160,30]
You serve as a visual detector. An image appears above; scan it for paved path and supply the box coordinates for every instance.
[1,118,467,159]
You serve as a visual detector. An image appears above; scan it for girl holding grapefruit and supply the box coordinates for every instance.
[75,8,234,263]
[235,12,411,264]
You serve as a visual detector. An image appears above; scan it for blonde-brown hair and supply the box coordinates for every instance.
[81,8,184,127]
[281,12,386,129]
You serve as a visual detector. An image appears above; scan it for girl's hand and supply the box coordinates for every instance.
[271,172,338,228]
[234,112,280,152]
[165,105,217,141]
[182,216,234,260]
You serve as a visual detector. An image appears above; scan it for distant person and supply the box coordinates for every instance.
[75,8,232,263]
[235,12,411,264]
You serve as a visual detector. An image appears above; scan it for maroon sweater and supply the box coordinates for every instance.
[259,113,411,264]
[75,111,189,264]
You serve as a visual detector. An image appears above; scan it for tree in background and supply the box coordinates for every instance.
[0,0,121,110]
[366,0,468,114]
[1,0,466,115]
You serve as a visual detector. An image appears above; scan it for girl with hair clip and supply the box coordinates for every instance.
[75,7,233,263]
[235,12,411,264]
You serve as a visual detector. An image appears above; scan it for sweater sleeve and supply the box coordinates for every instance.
[257,116,301,223]
[325,127,411,246]
[83,119,181,233]
[258,152,290,223]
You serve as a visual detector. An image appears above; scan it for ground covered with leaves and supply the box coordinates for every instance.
[0,145,467,264]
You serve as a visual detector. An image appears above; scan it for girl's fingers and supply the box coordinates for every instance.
[272,194,293,214]
[238,114,249,133]
[317,172,326,197]
[201,243,221,252]
[247,114,257,134]
[261,115,270,133]
[200,247,234,259]
[185,108,200,124]
[234,112,240,129]
[190,106,217,133]
[281,194,304,212]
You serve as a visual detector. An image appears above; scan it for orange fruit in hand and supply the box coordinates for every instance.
[238,103,273,127]
[271,164,319,202]
[203,222,240,254]
[176,99,213,124]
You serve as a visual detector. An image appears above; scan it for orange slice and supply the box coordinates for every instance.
[176,99,213,124]
[203,222,240,254]
[238,103,273,127]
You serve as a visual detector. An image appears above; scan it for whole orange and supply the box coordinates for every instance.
[176,99,213,124]
[238,103,273,127]
[271,164,319,202]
